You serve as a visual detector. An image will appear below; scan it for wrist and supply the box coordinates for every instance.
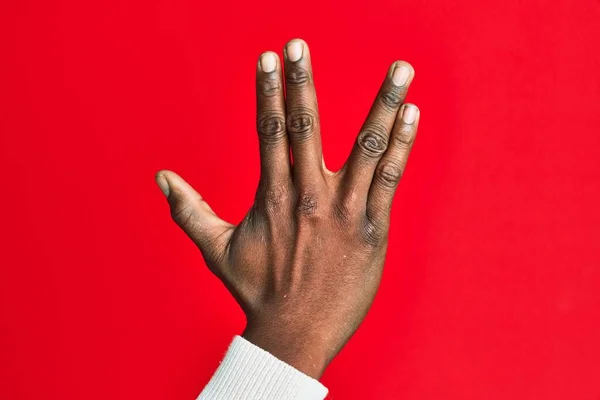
[242,322,330,379]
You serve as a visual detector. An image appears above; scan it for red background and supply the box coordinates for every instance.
[1,0,600,398]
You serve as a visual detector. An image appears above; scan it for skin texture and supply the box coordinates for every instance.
[155,38,420,379]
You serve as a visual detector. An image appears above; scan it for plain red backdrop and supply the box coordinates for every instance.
[1,0,600,398]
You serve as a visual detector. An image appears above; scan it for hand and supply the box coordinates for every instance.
[156,38,419,379]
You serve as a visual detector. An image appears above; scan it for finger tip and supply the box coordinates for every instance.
[400,103,420,125]
[260,50,279,58]
[390,61,415,87]
[258,51,279,73]
[156,169,175,181]
[396,60,415,73]
[284,38,308,62]
[155,171,171,197]
[286,37,307,46]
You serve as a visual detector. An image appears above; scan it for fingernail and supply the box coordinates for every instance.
[260,52,277,73]
[286,40,303,62]
[155,173,170,197]
[401,104,418,124]
[392,63,411,87]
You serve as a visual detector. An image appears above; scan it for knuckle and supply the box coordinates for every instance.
[287,108,317,141]
[286,67,310,87]
[362,217,386,247]
[357,123,389,158]
[296,192,318,217]
[258,78,282,97]
[257,112,286,144]
[260,184,289,213]
[380,86,403,110]
[376,161,403,188]
[170,200,197,228]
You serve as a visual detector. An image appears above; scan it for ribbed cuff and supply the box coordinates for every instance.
[198,336,328,400]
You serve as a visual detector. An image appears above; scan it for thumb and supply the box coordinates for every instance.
[155,170,234,269]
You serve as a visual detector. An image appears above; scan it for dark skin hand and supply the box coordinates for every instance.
[155,38,419,379]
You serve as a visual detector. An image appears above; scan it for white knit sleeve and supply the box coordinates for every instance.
[198,336,328,400]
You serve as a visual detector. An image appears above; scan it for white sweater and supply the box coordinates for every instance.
[198,336,328,399]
